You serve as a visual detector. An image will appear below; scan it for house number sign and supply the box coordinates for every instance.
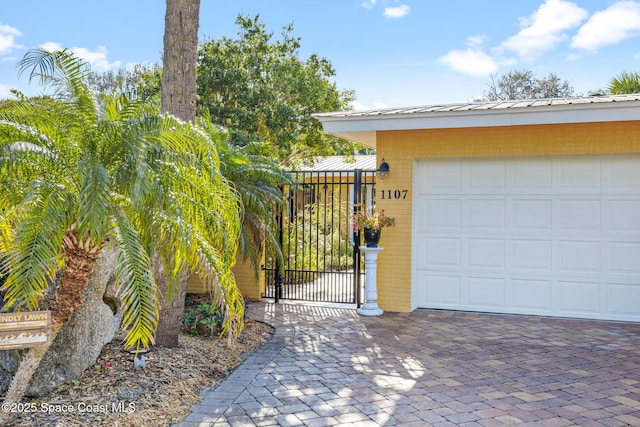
[379,189,408,200]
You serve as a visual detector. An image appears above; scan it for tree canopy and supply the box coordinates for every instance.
[608,71,640,94]
[484,69,575,101]
[197,14,357,165]
[85,64,162,100]
[86,15,361,166]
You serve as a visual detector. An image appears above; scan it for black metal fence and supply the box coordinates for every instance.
[263,169,376,304]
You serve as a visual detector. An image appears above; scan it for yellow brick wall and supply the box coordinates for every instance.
[232,250,265,301]
[375,120,640,312]
[186,250,264,301]
[186,272,207,294]
[374,140,414,313]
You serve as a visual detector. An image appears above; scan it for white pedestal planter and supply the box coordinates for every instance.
[357,246,384,316]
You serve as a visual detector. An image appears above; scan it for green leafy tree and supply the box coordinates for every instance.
[608,71,640,94]
[85,64,162,100]
[0,49,241,411]
[197,14,357,165]
[484,69,574,101]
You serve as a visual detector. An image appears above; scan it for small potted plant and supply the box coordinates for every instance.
[351,208,395,247]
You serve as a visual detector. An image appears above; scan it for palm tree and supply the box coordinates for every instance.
[153,0,201,347]
[210,123,290,275]
[162,0,200,123]
[608,71,640,94]
[0,49,242,411]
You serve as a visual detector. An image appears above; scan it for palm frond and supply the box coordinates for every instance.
[111,209,157,350]
[217,138,290,274]
[77,161,111,244]
[17,49,93,105]
[0,208,15,254]
[1,180,74,311]
[608,71,640,95]
[0,84,88,192]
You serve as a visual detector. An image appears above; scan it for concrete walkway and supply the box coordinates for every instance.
[175,301,640,426]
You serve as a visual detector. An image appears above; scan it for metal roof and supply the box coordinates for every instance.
[312,94,640,148]
[313,94,640,118]
[296,155,377,171]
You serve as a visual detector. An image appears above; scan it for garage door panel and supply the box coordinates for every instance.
[607,283,640,316]
[414,155,640,322]
[557,200,601,230]
[421,274,461,307]
[510,159,553,192]
[558,241,601,272]
[512,239,553,270]
[557,158,602,191]
[607,158,640,191]
[468,199,505,228]
[416,160,461,194]
[511,199,553,230]
[513,199,552,229]
[609,200,640,230]
[609,242,640,273]
[558,281,600,314]
[468,277,505,308]
[469,161,506,192]
[422,237,460,267]
[423,199,461,229]
[468,238,505,268]
[512,279,552,311]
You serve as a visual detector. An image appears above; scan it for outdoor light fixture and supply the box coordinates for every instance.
[376,158,390,180]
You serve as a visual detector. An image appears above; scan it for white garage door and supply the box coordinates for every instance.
[414,155,640,322]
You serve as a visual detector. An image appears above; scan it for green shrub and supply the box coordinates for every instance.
[182,301,223,335]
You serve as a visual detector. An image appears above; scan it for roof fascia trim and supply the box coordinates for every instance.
[316,102,640,135]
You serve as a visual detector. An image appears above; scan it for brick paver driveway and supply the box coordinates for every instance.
[177,301,640,427]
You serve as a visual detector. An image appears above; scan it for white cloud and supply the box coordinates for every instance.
[440,1,589,76]
[499,0,588,60]
[350,100,388,111]
[71,46,120,72]
[361,0,377,10]
[383,5,410,19]
[467,35,486,49]
[40,41,63,52]
[350,101,370,111]
[39,42,120,72]
[439,49,498,77]
[0,24,23,55]
[439,36,498,77]
[571,1,640,52]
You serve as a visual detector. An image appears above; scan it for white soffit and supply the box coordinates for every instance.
[312,95,640,148]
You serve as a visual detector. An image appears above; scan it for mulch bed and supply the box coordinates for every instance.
[7,313,273,426]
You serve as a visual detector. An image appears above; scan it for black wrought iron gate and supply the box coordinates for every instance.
[262,169,376,304]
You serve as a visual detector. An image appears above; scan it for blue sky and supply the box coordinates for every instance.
[1,0,640,110]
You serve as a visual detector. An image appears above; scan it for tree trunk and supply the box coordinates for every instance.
[156,0,201,347]
[1,234,101,424]
[153,259,187,348]
[161,0,200,122]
